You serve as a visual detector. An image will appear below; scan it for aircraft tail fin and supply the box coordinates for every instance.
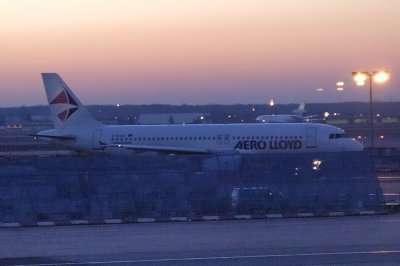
[41,73,100,129]
[292,102,306,117]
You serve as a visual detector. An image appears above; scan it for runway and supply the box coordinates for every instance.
[1,214,400,265]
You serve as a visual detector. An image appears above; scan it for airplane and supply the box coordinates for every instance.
[255,102,318,123]
[33,73,363,154]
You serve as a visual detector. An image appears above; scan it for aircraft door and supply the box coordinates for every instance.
[217,134,230,145]
[92,129,103,150]
[306,127,317,148]
[217,134,223,145]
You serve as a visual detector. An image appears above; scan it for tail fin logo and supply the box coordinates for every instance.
[50,88,79,122]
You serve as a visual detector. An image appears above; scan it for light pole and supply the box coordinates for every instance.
[352,70,389,163]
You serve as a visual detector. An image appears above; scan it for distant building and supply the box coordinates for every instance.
[137,113,208,125]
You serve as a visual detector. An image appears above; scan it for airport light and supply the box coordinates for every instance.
[373,71,389,83]
[353,72,368,86]
[269,99,275,107]
[352,70,390,163]
[336,81,344,91]
[312,159,322,171]
[268,99,275,115]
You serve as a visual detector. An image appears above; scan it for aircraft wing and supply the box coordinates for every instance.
[303,115,321,122]
[289,115,305,122]
[102,143,213,155]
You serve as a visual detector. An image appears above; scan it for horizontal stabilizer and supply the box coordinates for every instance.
[29,134,76,141]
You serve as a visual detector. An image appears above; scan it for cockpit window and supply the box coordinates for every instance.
[329,133,348,139]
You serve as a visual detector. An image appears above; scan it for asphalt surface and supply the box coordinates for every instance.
[1,214,400,265]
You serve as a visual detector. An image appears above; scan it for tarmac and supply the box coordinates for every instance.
[1,214,400,265]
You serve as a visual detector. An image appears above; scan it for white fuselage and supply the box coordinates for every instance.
[41,122,363,154]
[39,74,362,155]
[255,114,302,123]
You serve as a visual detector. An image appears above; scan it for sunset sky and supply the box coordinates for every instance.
[1,0,399,106]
